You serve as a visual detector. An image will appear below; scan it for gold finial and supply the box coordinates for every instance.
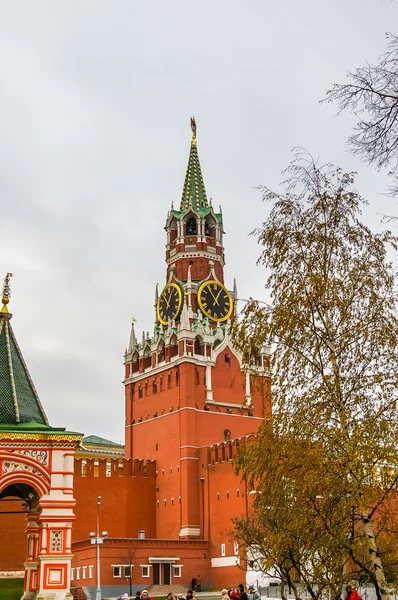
[190,116,197,142]
[132,317,137,324]
[1,273,13,313]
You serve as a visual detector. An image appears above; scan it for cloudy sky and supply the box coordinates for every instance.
[1,1,396,443]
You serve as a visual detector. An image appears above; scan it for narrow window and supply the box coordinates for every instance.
[81,460,87,477]
[142,566,150,578]
[186,217,197,235]
[89,566,93,579]
[82,566,87,579]
[176,369,180,386]
[221,543,226,557]
[124,566,132,578]
[93,460,99,477]
[138,386,143,399]
[106,461,111,477]
[224,429,231,442]
[113,566,121,578]
[173,565,182,578]
[76,567,80,580]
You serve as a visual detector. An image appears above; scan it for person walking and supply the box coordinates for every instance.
[345,585,361,600]
[247,585,260,600]
[229,588,240,600]
[187,588,196,600]
[222,589,230,600]
[196,575,202,592]
[238,583,248,600]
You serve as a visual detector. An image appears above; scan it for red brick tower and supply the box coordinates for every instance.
[123,119,270,540]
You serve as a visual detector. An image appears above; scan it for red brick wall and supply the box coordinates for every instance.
[0,499,26,571]
[73,458,156,542]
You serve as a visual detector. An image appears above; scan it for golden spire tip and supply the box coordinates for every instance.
[1,272,13,313]
[190,116,197,142]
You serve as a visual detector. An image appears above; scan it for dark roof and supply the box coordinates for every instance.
[83,435,124,447]
[0,313,48,425]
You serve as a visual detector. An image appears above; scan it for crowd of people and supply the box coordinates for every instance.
[117,582,362,600]
[116,583,261,600]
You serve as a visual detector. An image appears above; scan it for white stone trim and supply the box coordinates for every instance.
[179,526,200,537]
[211,556,241,568]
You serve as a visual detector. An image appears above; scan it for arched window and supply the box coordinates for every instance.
[186,217,197,235]
[204,221,210,236]
[224,429,231,442]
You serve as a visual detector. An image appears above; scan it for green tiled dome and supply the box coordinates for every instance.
[0,313,48,425]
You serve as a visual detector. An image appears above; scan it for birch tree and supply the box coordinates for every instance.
[232,152,398,600]
[324,33,398,197]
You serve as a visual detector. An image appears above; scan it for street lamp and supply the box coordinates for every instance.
[89,495,108,600]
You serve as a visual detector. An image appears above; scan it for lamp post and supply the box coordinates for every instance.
[89,496,108,600]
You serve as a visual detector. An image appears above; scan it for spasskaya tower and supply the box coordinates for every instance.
[123,118,269,540]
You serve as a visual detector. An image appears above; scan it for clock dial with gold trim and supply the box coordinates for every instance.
[198,280,233,322]
[157,283,183,325]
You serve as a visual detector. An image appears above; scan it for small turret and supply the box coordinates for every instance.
[233,278,238,318]
[128,319,137,353]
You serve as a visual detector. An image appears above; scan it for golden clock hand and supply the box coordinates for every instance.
[165,291,172,309]
[215,288,223,304]
[208,287,219,306]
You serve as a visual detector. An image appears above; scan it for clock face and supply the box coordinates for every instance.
[197,280,233,322]
[157,283,183,326]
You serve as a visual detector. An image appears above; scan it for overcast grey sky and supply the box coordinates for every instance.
[1,1,396,442]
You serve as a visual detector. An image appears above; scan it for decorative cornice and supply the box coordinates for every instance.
[0,432,82,443]
[166,250,224,267]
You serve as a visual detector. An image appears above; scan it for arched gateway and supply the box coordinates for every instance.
[0,274,82,599]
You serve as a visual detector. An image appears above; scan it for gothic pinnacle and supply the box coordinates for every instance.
[128,318,137,352]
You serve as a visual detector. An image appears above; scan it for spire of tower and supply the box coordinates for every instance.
[154,283,159,325]
[180,117,208,212]
[128,318,137,352]
[0,273,48,425]
[233,278,238,318]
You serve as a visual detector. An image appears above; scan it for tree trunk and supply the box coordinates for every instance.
[361,513,390,600]
[281,577,288,600]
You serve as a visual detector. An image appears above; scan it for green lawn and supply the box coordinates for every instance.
[0,579,24,600]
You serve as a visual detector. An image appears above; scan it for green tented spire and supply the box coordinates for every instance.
[180,117,208,212]
[0,311,48,426]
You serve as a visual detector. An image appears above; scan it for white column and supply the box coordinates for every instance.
[245,371,251,405]
[206,364,213,401]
